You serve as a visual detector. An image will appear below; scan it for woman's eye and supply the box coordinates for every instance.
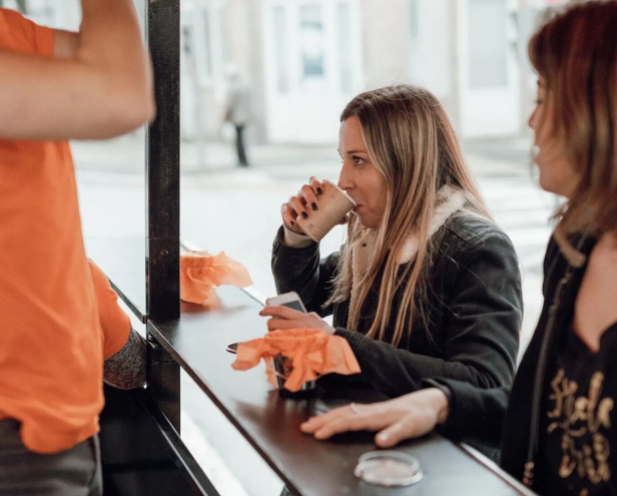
[352,155,365,165]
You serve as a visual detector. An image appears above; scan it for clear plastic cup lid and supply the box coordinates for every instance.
[354,450,423,487]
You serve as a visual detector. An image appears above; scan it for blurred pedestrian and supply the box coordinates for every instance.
[224,63,251,167]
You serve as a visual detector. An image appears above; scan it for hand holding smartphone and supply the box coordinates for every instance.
[227,292,308,354]
[265,291,307,314]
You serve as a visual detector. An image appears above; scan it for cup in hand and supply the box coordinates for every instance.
[296,180,356,242]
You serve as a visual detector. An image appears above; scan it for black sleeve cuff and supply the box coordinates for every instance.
[421,378,453,406]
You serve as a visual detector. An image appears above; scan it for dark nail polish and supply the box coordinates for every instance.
[290,221,296,226]
[302,212,309,219]
[312,202,318,211]
[317,188,323,196]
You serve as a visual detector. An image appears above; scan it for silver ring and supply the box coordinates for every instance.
[350,402,360,415]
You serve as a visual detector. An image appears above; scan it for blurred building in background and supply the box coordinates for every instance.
[179,0,561,143]
[18,0,565,143]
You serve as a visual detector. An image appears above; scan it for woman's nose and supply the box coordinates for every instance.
[528,107,538,130]
[337,161,353,191]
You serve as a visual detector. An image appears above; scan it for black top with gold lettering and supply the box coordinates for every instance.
[536,323,617,496]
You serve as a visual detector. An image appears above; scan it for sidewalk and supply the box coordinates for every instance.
[71,135,532,177]
[71,135,339,174]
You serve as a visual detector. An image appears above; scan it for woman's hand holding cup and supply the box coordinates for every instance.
[282,177,356,242]
[281,177,325,235]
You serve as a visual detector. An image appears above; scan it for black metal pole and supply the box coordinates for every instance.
[146,0,181,322]
[146,0,181,433]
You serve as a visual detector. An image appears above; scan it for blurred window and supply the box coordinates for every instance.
[468,0,508,88]
[300,4,325,78]
[409,0,419,39]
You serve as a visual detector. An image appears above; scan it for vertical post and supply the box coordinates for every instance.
[146,0,181,433]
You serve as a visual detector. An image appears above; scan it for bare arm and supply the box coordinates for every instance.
[0,0,155,141]
[104,328,147,390]
[52,29,79,59]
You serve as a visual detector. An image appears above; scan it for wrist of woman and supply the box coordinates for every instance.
[283,225,314,248]
[420,380,451,425]
[432,388,450,425]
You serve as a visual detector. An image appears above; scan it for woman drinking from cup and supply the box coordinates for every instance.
[301,2,617,494]
[260,85,523,415]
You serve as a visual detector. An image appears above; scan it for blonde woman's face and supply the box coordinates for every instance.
[337,117,388,229]
[529,79,579,198]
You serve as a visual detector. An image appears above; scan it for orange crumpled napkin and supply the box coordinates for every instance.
[180,249,253,305]
[232,329,361,392]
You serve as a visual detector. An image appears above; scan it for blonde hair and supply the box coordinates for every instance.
[529,1,617,262]
[327,85,490,346]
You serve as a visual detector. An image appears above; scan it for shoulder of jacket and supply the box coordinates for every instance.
[441,213,512,253]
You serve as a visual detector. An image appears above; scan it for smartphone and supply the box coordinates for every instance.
[266,291,307,313]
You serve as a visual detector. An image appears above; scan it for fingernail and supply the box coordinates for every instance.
[302,212,308,219]
[317,188,323,195]
[311,202,318,211]
[290,221,296,226]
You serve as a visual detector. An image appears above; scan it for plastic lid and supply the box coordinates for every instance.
[354,450,423,487]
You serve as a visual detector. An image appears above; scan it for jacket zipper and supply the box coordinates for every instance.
[523,271,569,486]
[523,235,587,488]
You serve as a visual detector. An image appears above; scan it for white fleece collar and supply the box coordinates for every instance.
[397,186,467,263]
[346,186,467,329]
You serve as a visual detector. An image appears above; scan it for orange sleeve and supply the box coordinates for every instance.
[89,261,131,360]
[32,20,54,57]
[0,9,54,57]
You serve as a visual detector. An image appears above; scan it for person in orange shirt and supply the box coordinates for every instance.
[0,2,154,495]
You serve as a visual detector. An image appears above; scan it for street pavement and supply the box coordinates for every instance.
[73,135,555,496]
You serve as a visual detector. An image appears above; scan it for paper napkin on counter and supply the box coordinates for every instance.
[180,250,252,305]
[232,329,361,392]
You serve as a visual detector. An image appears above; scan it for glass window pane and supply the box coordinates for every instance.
[468,0,508,88]
[300,4,325,78]
[409,0,419,40]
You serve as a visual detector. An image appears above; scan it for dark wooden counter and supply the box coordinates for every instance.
[87,237,537,496]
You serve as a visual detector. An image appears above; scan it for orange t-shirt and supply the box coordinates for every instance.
[89,261,132,361]
[0,9,107,454]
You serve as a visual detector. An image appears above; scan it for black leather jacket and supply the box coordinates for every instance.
[271,214,523,399]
